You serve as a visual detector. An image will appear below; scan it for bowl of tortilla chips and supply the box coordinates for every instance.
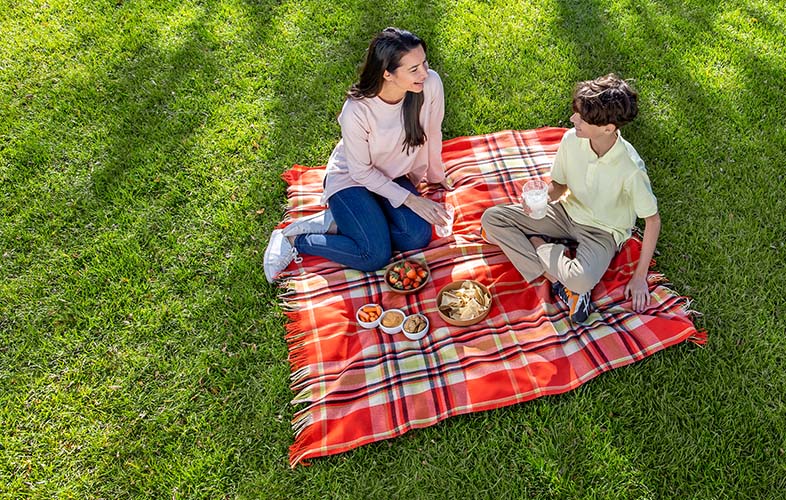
[436,280,492,326]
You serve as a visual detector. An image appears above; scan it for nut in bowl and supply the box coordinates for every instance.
[384,259,429,294]
[356,303,383,329]
[402,313,429,340]
[437,280,492,326]
[379,309,406,335]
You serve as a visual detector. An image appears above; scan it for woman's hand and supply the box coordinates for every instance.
[425,177,454,191]
[404,194,449,225]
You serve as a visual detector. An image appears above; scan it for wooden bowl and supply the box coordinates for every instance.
[436,280,492,326]
[384,259,430,295]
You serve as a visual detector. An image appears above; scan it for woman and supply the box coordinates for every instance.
[264,27,451,282]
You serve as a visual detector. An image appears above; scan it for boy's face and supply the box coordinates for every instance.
[570,112,617,140]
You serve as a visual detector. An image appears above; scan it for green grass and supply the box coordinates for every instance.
[1,0,785,498]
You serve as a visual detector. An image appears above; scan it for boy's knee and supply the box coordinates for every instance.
[481,206,504,229]
[480,206,505,243]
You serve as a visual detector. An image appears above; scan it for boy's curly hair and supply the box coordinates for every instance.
[572,74,638,128]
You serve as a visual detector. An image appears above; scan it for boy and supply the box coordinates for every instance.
[481,74,661,323]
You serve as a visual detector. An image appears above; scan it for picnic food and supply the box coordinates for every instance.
[356,303,384,328]
[403,314,427,333]
[402,313,429,340]
[381,310,404,328]
[385,259,429,293]
[438,280,491,325]
[357,304,382,323]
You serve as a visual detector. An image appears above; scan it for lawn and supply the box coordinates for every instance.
[1,0,785,498]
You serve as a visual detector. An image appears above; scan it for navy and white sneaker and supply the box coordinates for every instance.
[551,281,569,303]
[553,282,593,324]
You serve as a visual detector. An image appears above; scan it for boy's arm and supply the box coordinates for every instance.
[549,181,568,202]
[625,212,661,311]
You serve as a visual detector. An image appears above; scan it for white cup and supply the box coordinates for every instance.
[521,180,549,220]
[435,203,455,237]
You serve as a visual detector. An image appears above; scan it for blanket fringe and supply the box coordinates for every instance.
[688,330,708,345]
[289,431,314,468]
[291,386,313,405]
[681,297,704,317]
[290,366,310,385]
[283,313,304,334]
[291,410,313,438]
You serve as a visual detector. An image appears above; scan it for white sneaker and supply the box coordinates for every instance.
[282,209,335,237]
[264,229,302,282]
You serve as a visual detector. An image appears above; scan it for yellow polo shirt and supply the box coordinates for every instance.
[550,128,658,245]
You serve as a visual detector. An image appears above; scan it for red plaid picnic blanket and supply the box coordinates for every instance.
[277,127,705,467]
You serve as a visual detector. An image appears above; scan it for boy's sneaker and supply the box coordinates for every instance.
[552,282,593,324]
[282,209,335,237]
[551,281,569,303]
[264,229,302,283]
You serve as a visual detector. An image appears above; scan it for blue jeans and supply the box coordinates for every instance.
[293,177,432,272]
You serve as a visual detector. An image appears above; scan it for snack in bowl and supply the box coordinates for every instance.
[356,303,383,329]
[385,259,429,294]
[379,309,405,335]
[402,313,429,340]
[437,280,492,326]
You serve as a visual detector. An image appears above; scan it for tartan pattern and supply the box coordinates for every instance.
[278,127,704,467]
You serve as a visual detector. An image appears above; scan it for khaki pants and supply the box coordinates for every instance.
[481,203,618,294]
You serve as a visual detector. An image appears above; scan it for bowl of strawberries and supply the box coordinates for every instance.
[384,259,430,294]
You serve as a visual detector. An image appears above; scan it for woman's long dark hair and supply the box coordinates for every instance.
[349,27,427,154]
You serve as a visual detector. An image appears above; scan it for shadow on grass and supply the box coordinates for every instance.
[231,0,448,492]
[539,0,786,497]
[1,2,288,497]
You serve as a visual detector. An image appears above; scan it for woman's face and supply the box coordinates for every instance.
[383,45,429,94]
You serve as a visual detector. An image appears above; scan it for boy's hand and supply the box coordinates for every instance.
[624,275,651,311]
[520,198,533,216]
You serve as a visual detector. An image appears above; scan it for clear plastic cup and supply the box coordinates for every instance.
[435,203,455,237]
[521,180,549,219]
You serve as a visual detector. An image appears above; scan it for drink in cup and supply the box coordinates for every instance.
[435,203,455,237]
[521,180,549,219]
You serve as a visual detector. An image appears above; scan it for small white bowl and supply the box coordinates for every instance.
[356,303,383,329]
[402,313,429,340]
[379,309,405,335]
